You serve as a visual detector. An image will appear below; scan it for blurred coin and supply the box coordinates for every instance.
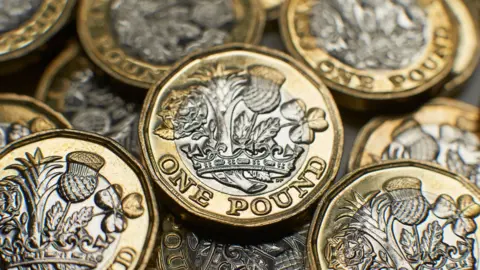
[0,129,159,269]
[139,44,343,227]
[308,161,480,269]
[36,42,142,157]
[0,93,71,148]
[262,0,284,19]
[0,0,76,62]
[78,0,266,89]
[156,215,309,269]
[280,0,457,111]
[349,98,480,186]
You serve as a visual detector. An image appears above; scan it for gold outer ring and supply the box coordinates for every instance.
[77,0,266,89]
[279,0,458,111]
[0,129,160,270]
[139,43,344,228]
[307,160,480,269]
[0,93,72,129]
[0,0,76,62]
[347,97,479,171]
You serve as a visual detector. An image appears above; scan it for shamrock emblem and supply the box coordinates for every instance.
[280,99,329,144]
[94,184,145,233]
[432,194,480,237]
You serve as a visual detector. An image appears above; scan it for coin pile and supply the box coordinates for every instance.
[0,0,478,269]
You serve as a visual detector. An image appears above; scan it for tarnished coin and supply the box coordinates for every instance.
[0,93,71,148]
[442,0,480,94]
[78,0,266,89]
[349,98,480,185]
[308,161,480,269]
[157,215,309,269]
[280,0,457,111]
[0,130,158,269]
[262,0,284,19]
[36,42,142,157]
[139,44,343,227]
[0,0,76,62]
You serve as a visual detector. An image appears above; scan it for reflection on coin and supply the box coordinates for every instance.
[442,0,480,94]
[308,161,480,269]
[139,44,343,227]
[157,215,310,269]
[262,0,284,19]
[0,93,71,148]
[280,0,457,111]
[0,0,76,62]
[349,98,480,186]
[78,0,266,89]
[0,130,158,269]
[36,42,142,157]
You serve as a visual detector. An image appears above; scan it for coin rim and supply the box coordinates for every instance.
[347,97,479,171]
[307,159,480,269]
[0,92,72,129]
[139,42,344,227]
[0,129,159,270]
[0,0,77,62]
[279,0,458,102]
[77,0,266,89]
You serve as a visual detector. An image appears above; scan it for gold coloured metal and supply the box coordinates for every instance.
[77,0,266,89]
[442,0,480,94]
[139,44,343,227]
[280,0,458,110]
[308,160,480,269]
[156,214,310,269]
[262,0,284,19]
[0,130,159,269]
[0,0,76,62]
[349,98,480,184]
[0,93,71,148]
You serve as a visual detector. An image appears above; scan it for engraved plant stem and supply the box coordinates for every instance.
[385,215,412,269]
[34,184,58,244]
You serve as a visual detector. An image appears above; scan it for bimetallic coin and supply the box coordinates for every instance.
[262,0,284,19]
[349,98,480,185]
[0,130,158,269]
[158,215,310,269]
[280,0,457,111]
[0,93,71,148]
[139,44,343,227]
[78,0,266,89]
[442,0,480,94]
[308,161,480,269]
[36,42,142,157]
[0,0,76,62]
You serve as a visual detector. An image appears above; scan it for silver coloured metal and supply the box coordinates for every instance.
[0,0,42,33]
[110,0,234,65]
[0,123,31,148]
[309,0,428,70]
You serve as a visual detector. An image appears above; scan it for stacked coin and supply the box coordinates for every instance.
[0,0,479,269]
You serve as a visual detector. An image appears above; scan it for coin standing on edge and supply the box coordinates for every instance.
[308,161,480,269]
[157,215,310,269]
[0,0,76,62]
[442,0,480,94]
[77,0,266,89]
[36,42,142,157]
[280,0,457,111]
[349,98,480,185]
[0,130,159,269]
[139,44,343,227]
[0,93,71,148]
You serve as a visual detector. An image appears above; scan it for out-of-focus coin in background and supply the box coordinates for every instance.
[0,0,76,62]
[348,98,480,186]
[0,93,71,148]
[36,42,143,157]
[0,130,159,270]
[156,215,309,269]
[77,0,266,89]
[280,0,457,111]
[262,0,284,19]
[308,161,480,269]
[139,44,343,227]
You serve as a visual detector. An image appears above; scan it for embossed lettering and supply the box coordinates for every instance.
[269,186,293,208]
[227,198,248,216]
[188,185,213,207]
[251,198,272,216]
[169,169,197,193]
[109,247,137,270]
[158,155,179,175]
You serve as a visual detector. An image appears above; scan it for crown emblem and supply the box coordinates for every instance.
[155,64,329,194]
[0,149,144,269]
